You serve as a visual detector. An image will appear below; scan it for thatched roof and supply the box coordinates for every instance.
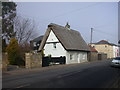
[39,23,90,51]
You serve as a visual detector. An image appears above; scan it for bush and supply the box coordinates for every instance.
[6,38,25,66]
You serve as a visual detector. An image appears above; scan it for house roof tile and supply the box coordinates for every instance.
[89,45,98,52]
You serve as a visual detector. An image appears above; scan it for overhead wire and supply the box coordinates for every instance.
[41,2,102,23]
[38,2,117,43]
[93,28,116,37]
[92,28,118,42]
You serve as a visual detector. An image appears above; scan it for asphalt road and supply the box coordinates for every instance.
[2,60,120,89]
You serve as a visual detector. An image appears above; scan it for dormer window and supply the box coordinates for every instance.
[53,43,56,48]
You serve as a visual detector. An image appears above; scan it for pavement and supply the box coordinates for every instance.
[3,61,89,76]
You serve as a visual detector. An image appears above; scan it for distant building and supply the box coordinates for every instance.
[90,40,119,58]
[119,40,120,56]
[30,35,44,51]
[39,23,90,64]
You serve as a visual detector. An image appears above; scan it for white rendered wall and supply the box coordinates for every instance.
[66,51,88,64]
[113,46,119,57]
[44,30,66,57]
[113,46,115,57]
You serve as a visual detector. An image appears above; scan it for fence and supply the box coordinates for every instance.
[88,52,98,62]
[25,52,42,68]
[98,53,107,60]
[42,56,66,67]
[88,52,107,62]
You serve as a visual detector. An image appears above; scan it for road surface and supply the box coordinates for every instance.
[2,60,120,89]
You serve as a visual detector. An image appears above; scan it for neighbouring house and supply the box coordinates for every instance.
[119,40,120,56]
[30,35,44,51]
[118,40,120,44]
[38,23,90,64]
[90,40,119,59]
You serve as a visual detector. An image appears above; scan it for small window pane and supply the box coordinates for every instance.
[70,54,73,60]
[53,43,56,48]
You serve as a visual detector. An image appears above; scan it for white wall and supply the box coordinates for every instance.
[113,46,119,57]
[44,30,66,57]
[66,51,88,64]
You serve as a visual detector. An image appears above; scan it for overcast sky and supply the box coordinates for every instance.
[15,2,118,44]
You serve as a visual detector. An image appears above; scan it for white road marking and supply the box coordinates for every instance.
[57,71,82,78]
[16,84,30,88]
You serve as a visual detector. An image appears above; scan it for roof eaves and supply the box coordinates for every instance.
[67,49,90,52]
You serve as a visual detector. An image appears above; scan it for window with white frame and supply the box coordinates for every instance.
[53,43,56,49]
[82,53,86,59]
[70,54,73,60]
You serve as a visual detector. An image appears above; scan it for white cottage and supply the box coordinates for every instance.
[39,23,90,64]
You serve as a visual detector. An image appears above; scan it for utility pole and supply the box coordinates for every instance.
[90,28,93,44]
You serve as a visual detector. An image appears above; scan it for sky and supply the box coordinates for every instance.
[118,2,120,44]
[14,1,118,44]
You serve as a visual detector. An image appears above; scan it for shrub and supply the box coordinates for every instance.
[6,38,25,66]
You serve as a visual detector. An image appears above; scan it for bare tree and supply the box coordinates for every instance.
[13,16,38,61]
[14,16,37,44]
